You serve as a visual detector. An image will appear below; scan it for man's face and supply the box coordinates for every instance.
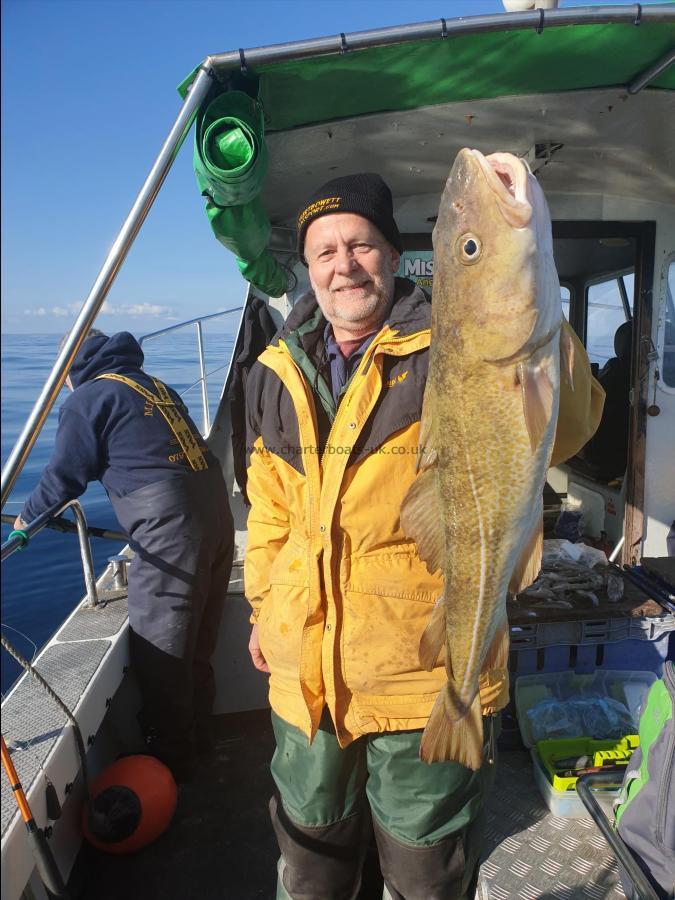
[304,213,400,336]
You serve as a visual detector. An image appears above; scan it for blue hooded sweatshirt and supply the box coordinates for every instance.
[22,332,214,524]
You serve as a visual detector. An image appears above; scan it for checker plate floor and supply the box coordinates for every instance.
[479,751,625,899]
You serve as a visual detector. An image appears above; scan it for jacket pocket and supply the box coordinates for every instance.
[346,544,441,602]
[342,547,444,696]
[258,537,311,689]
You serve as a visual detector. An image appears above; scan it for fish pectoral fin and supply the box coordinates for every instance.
[508,515,543,595]
[420,690,483,770]
[417,388,436,473]
[401,467,443,574]
[479,667,510,714]
[560,322,576,392]
[517,358,555,452]
[419,596,446,671]
[483,614,510,671]
[480,616,511,713]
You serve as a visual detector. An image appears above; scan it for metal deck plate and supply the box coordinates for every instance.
[480,751,625,899]
[57,593,128,641]
[1,623,116,840]
[1,640,111,837]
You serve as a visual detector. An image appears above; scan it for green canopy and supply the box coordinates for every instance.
[181,19,674,134]
[180,14,674,292]
[254,21,675,133]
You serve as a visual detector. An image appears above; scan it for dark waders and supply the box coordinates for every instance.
[112,467,234,774]
[270,711,494,900]
[96,372,235,775]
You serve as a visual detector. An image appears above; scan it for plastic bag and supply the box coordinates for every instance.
[542,538,608,569]
[606,572,625,602]
[553,496,586,543]
[527,694,636,742]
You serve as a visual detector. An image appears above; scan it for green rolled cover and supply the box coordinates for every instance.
[235,247,289,300]
[193,90,288,297]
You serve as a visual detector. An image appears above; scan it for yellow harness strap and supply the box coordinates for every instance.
[96,373,208,472]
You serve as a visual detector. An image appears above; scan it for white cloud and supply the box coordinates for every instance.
[23,301,174,319]
[99,302,175,318]
[24,306,69,317]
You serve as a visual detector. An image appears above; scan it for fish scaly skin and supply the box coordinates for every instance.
[402,148,570,768]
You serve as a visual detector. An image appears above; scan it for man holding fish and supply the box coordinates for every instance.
[245,160,604,899]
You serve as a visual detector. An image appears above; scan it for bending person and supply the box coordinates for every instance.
[15,329,234,780]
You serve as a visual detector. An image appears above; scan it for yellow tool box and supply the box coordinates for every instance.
[537,735,639,792]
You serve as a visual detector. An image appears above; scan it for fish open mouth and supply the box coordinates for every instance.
[470,149,532,228]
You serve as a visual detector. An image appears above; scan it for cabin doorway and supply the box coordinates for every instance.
[549,221,656,564]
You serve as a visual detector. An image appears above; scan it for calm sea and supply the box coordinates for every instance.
[1,330,236,693]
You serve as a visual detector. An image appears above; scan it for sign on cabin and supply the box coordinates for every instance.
[396,247,434,290]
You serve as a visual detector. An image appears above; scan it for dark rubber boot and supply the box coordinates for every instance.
[373,815,477,900]
[270,792,368,900]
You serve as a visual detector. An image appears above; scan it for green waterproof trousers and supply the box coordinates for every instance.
[270,711,496,900]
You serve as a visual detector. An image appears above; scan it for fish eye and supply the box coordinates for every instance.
[457,233,482,265]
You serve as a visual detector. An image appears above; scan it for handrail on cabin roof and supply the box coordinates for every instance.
[203,4,675,72]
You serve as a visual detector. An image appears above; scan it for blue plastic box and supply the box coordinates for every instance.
[508,613,675,677]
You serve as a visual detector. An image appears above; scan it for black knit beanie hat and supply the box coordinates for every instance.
[297,172,403,264]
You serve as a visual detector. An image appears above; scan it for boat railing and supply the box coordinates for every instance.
[0,305,242,622]
[0,64,215,511]
[1,499,103,607]
[139,306,242,436]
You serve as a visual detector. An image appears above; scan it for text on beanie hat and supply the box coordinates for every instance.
[297,172,403,263]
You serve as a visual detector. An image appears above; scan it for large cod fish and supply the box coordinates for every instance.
[401,148,574,769]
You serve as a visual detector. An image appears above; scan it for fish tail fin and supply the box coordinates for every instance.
[419,595,446,671]
[420,690,483,770]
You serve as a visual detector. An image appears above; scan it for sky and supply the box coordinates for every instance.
[2,0,639,335]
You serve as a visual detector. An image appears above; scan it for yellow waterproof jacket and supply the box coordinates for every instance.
[244,280,604,746]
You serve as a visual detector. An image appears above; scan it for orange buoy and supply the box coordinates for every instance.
[82,755,177,854]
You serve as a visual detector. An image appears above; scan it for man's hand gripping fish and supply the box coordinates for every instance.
[401,149,574,769]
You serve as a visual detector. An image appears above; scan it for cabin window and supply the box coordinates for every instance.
[561,285,570,321]
[662,258,675,388]
[585,272,634,368]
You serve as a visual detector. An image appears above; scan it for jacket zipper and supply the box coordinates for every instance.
[320,328,429,465]
[318,330,429,605]
[656,661,675,847]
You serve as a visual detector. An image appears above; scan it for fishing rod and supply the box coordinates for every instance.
[1,734,71,899]
[1,512,126,542]
[608,561,675,615]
